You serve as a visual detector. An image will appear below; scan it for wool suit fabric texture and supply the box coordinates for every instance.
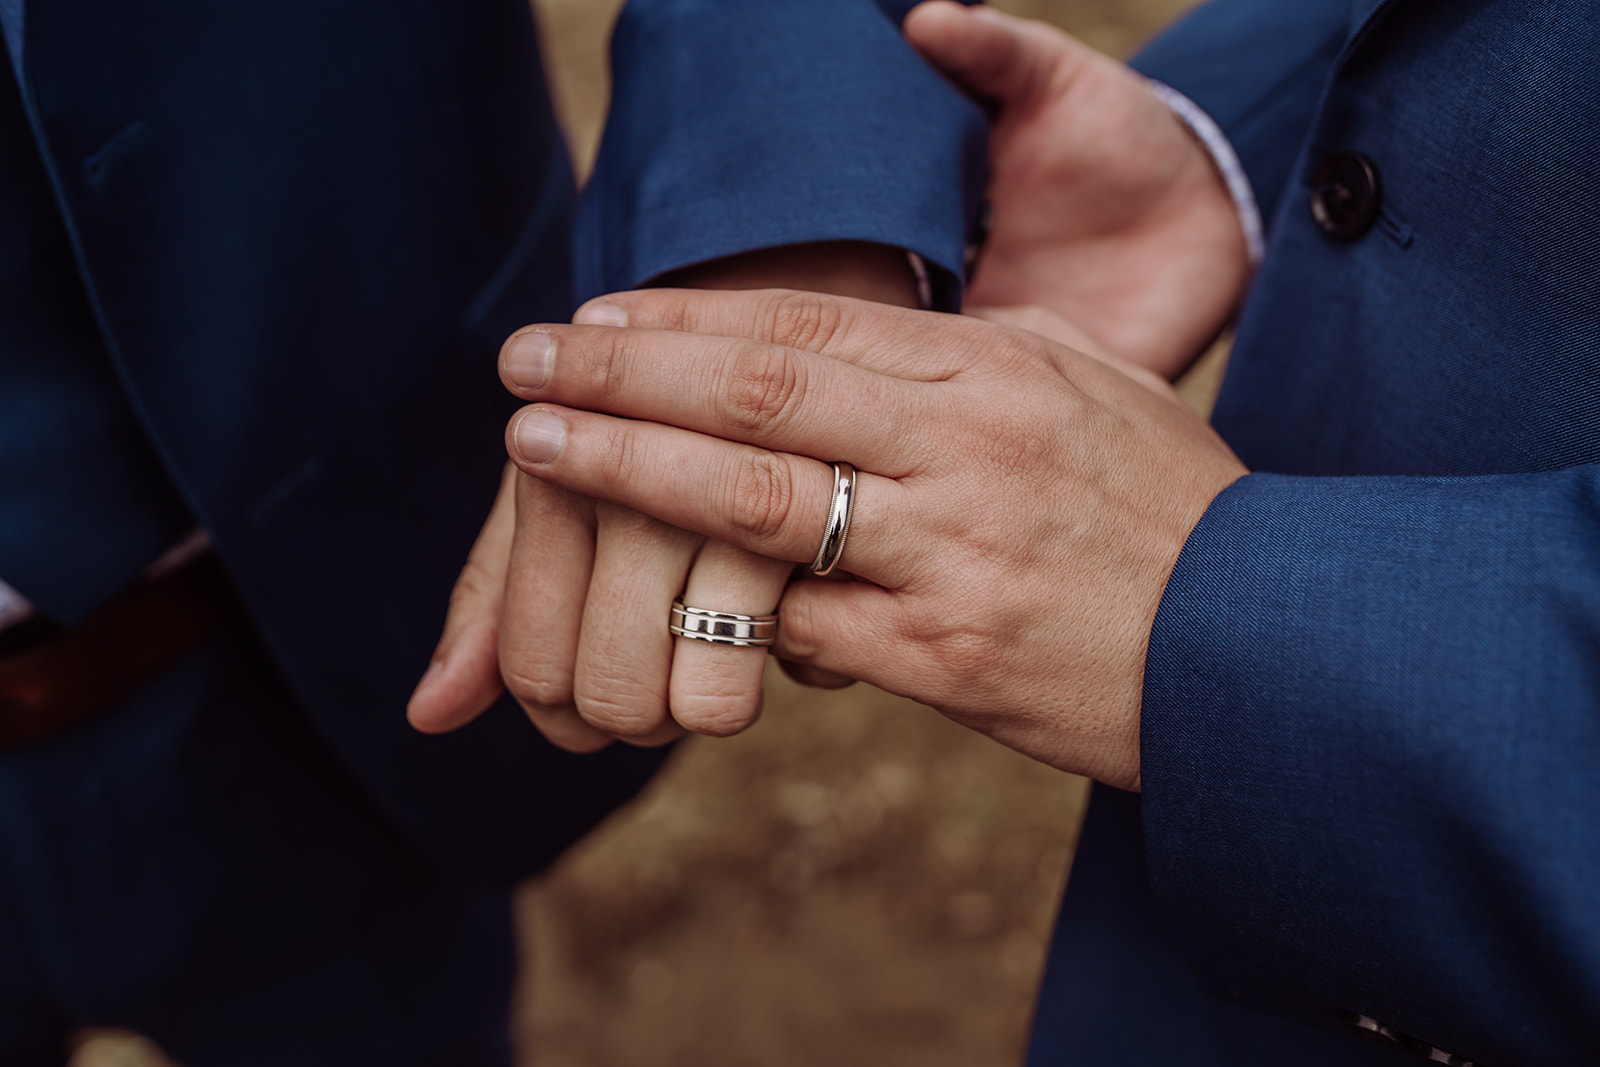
[1029,2,1600,1065]
[0,0,985,1060]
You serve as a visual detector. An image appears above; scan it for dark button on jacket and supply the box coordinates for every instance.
[1310,151,1382,239]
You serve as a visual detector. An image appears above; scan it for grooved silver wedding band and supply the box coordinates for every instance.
[809,461,856,578]
[669,599,778,647]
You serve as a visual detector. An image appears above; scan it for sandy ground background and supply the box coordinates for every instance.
[75,2,1210,1065]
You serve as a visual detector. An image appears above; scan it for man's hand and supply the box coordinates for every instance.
[905,1,1252,378]
[408,243,916,749]
[497,288,1247,789]
[407,461,648,752]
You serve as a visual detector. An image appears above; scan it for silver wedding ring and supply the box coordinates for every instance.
[809,461,856,578]
[669,598,778,647]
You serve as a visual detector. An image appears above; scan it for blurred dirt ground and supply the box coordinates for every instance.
[74,2,1205,1065]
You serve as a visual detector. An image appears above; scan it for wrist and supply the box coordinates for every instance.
[1147,80,1265,273]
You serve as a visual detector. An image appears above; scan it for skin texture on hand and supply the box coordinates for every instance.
[408,242,917,750]
[904,1,1252,378]
[499,288,1248,790]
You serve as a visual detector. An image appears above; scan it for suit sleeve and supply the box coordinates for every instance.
[573,0,987,310]
[1129,0,1351,230]
[1140,468,1600,1065]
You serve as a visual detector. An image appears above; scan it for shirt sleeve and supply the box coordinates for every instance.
[573,0,987,312]
[1146,79,1265,268]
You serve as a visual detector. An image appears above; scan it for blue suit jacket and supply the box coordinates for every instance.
[1,0,983,882]
[1032,2,1600,1064]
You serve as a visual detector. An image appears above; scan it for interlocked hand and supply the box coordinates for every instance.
[501,288,1246,788]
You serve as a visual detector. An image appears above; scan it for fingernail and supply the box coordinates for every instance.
[513,409,566,464]
[504,331,554,390]
[573,300,627,327]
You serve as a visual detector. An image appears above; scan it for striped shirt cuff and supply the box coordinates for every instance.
[1147,80,1266,268]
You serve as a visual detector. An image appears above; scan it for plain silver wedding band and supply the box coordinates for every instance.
[809,461,856,578]
[669,599,778,647]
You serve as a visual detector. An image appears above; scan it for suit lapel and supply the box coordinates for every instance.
[1351,0,1391,33]
[0,0,22,78]
[1341,0,1405,67]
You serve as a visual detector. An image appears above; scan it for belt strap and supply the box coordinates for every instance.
[0,552,242,751]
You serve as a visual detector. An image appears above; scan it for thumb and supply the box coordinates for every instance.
[407,464,517,734]
[904,1,1073,108]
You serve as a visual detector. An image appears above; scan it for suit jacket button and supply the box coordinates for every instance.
[1310,152,1382,239]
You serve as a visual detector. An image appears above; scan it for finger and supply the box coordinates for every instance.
[498,470,614,753]
[669,541,793,737]
[776,573,859,690]
[508,406,915,589]
[572,504,695,745]
[408,463,518,734]
[771,578,915,694]
[903,1,1077,107]
[561,287,980,379]
[502,321,936,473]
[778,659,858,691]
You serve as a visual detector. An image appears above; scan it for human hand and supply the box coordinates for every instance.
[499,288,1247,789]
[405,461,686,752]
[904,1,1252,378]
[408,244,916,749]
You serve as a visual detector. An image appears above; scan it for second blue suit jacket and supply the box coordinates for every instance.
[1030,2,1600,1064]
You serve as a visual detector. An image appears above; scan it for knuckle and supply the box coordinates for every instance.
[639,290,694,333]
[598,502,680,553]
[724,450,796,545]
[592,424,646,495]
[501,664,574,711]
[673,687,763,738]
[671,650,765,736]
[774,592,824,661]
[574,686,668,738]
[446,556,502,618]
[724,342,806,437]
[529,708,612,754]
[764,290,846,351]
[587,326,636,405]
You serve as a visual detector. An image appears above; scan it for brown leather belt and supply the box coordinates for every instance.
[0,553,243,752]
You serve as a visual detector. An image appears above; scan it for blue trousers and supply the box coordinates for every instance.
[0,626,515,1066]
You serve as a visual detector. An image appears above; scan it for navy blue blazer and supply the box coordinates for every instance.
[1033,2,1600,1064]
[1,0,983,882]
